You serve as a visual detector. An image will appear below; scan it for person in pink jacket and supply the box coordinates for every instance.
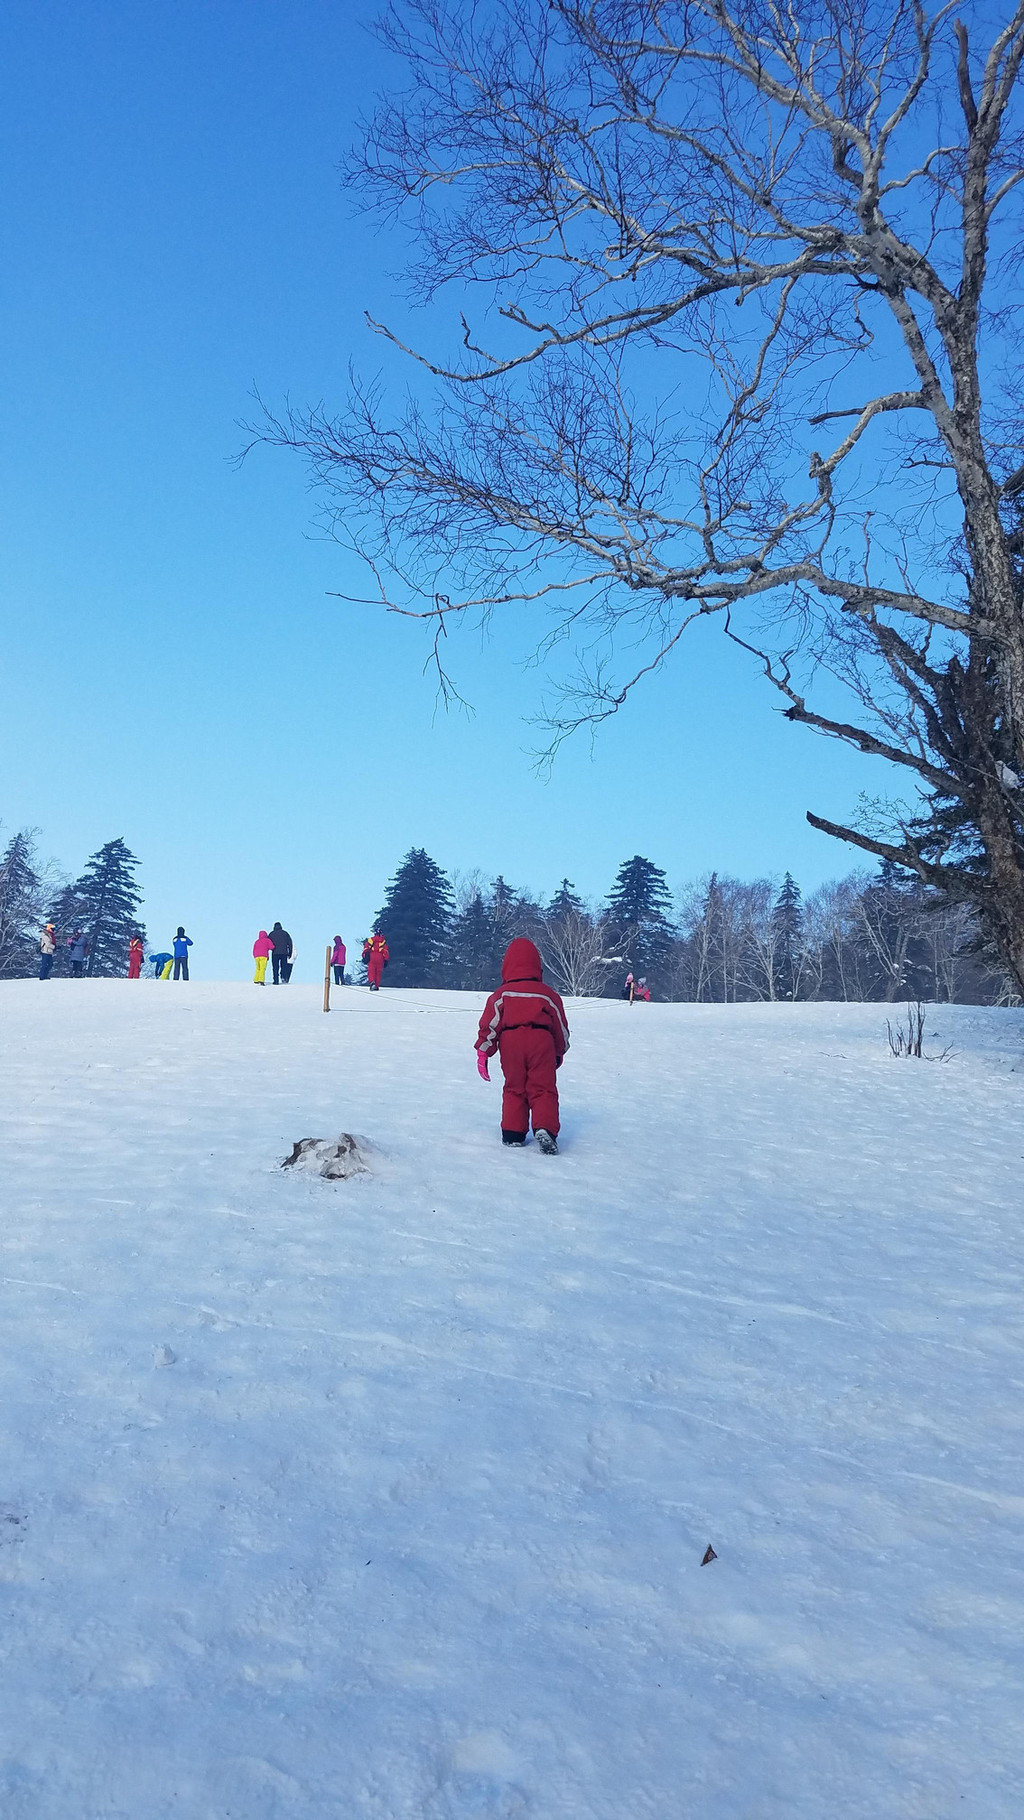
[331,936,347,986]
[253,929,273,984]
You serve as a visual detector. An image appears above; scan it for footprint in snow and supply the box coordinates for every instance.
[444,1734,530,1815]
[0,1506,26,1545]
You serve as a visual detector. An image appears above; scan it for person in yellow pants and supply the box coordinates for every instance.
[253,929,273,984]
[160,958,174,980]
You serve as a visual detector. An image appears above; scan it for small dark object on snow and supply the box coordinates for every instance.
[281,1134,368,1179]
[701,1545,718,1565]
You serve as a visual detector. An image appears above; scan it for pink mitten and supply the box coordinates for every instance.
[476,1051,490,1082]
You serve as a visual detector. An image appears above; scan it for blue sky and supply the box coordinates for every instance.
[0,1,897,979]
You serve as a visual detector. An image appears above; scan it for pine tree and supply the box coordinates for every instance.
[374,847,454,987]
[772,873,804,1000]
[605,855,676,987]
[442,874,543,988]
[50,838,145,977]
[486,874,532,975]
[547,877,584,920]
[691,871,725,1002]
[0,829,44,978]
[443,891,495,990]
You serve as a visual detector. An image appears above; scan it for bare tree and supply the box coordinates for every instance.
[259,0,1024,988]
[540,904,621,994]
[676,872,754,999]
[917,895,977,998]
[802,876,870,1000]
[737,878,787,1000]
[853,870,919,998]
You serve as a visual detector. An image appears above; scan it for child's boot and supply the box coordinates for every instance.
[535,1129,559,1155]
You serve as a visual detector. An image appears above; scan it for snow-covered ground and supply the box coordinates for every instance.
[1,981,1022,1819]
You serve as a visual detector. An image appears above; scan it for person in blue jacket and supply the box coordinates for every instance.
[150,952,173,979]
[172,927,193,981]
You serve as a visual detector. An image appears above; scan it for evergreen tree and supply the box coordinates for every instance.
[442,874,544,988]
[605,855,676,987]
[547,877,584,920]
[690,871,725,1001]
[45,882,83,975]
[0,829,44,978]
[443,890,495,990]
[374,847,454,987]
[487,874,533,975]
[49,838,145,977]
[772,873,804,1000]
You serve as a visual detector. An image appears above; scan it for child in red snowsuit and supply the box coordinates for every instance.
[476,937,569,1153]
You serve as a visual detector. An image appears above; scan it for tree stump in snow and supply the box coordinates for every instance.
[281,1134,369,1179]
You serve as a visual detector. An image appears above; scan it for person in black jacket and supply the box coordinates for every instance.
[269,922,293,984]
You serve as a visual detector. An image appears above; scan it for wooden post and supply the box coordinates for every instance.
[323,944,332,1014]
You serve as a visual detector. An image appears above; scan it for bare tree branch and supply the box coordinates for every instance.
[257,0,1024,988]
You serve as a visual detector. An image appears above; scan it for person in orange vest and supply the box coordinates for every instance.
[366,931,389,990]
[127,936,144,979]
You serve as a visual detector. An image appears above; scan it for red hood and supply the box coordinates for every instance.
[502,937,543,982]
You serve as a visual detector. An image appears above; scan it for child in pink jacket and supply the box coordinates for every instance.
[253,929,273,984]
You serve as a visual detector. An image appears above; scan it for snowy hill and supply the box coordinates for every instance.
[2,981,1023,1819]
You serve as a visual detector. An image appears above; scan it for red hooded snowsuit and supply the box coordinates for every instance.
[476,937,570,1138]
[366,932,389,988]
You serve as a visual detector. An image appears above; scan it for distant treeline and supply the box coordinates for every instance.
[371,850,1011,1005]
[1,824,1011,1002]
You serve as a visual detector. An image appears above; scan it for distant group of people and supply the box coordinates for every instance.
[252,923,294,985]
[38,924,90,978]
[622,972,651,1003]
[38,924,193,980]
[37,919,389,988]
[30,912,664,1158]
[252,927,389,987]
[147,929,194,980]
[38,924,87,978]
